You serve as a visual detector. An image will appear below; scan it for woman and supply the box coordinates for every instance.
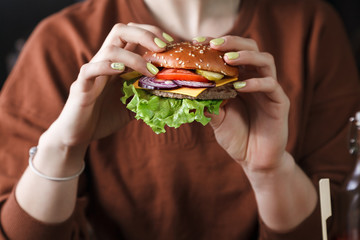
[0,0,359,239]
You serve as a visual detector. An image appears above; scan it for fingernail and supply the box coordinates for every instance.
[162,32,174,42]
[225,52,239,60]
[146,62,159,75]
[111,62,125,71]
[193,36,206,43]
[210,38,225,46]
[233,81,246,89]
[154,37,167,48]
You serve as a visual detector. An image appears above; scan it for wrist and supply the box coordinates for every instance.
[242,152,295,191]
[34,133,87,178]
[242,152,318,232]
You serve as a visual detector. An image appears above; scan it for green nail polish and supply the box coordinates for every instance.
[162,32,174,42]
[154,37,167,48]
[147,62,159,75]
[111,62,125,71]
[225,52,239,60]
[233,81,246,89]
[193,36,206,43]
[210,38,225,46]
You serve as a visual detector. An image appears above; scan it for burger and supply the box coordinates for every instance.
[121,42,240,134]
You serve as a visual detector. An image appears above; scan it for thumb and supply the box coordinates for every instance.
[205,100,229,129]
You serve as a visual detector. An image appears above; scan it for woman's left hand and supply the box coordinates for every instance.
[204,36,318,233]
[206,36,290,173]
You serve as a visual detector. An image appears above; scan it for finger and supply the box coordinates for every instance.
[204,103,226,129]
[206,98,247,131]
[192,36,212,45]
[127,22,174,43]
[76,61,125,92]
[225,51,276,78]
[124,42,137,52]
[233,77,289,104]
[92,45,156,76]
[99,23,168,56]
[209,35,259,52]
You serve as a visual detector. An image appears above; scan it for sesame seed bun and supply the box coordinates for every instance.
[140,42,240,100]
[143,42,239,77]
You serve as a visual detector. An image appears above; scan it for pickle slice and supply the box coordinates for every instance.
[196,69,224,81]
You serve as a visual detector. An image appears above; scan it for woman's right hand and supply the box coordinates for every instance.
[41,23,172,154]
[16,24,173,224]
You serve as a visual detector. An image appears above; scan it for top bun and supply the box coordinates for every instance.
[143,42,239,77]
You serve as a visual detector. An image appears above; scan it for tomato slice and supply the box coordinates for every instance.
[156,68,210,82]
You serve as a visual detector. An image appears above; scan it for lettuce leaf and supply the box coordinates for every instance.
[121,82,222,134]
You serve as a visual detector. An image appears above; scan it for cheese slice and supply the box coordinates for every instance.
[134,76,238,98]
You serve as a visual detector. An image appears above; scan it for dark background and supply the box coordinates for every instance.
[0,0,77,88]
[0,0,359,89]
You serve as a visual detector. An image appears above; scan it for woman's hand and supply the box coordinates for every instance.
[44,23,173,150]
[205,36,318,233]
[16,24,174,223]
[206,36,290,173]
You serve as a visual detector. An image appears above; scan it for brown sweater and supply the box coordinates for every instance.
[0,0,359,239]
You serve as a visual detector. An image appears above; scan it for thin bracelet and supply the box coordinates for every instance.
[28,146,85,181]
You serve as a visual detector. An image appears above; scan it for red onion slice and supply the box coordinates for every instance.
[138,76,179,90]
[173,80,216,88]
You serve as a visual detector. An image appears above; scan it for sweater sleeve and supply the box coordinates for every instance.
[258,1,360,240]
[1,190,74,240]
[1,188,90,240]
[0,7,93,239]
